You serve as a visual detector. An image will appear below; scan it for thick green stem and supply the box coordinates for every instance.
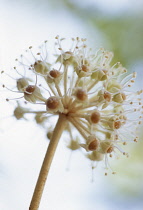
[29,114,67,210]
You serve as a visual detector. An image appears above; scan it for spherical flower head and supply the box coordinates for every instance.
[3,36,143,175]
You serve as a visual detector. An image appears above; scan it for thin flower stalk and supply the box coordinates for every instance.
[29,114,67,210]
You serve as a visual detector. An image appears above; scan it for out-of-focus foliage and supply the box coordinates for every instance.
[91,16,143,66]
[49,0,143,67]
[112,135,143,197]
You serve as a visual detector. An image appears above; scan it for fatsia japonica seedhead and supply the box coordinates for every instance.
[2,36,143,175]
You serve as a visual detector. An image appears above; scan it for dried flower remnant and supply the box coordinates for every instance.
[2,36,143,209]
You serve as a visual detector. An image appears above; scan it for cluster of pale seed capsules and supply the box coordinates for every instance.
[2,36,143,175]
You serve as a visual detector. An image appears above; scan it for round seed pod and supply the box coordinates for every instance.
[24,85,35,95]
[81,135,100,151]
[107,117,122,130]
[81,64,89,72]
[49,69,61,78]
[74,88,88,102]
[114,120,122,129]
[75,64,91,78]
[107,146,114,153]
[90,111,101,124]
[97,90,111,105]
[46,96,60,110]
[24,86,45,103]
[88,139,99,151]
[100,141,113,154]
[47,69,62,83]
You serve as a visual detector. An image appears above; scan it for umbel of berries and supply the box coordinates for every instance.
[2,36,142,210]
